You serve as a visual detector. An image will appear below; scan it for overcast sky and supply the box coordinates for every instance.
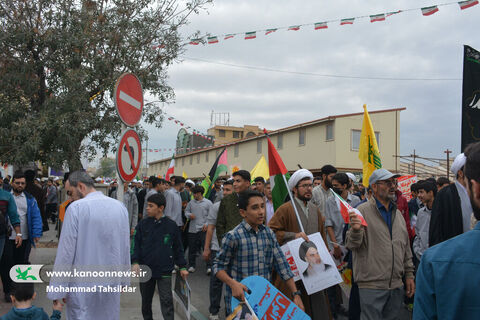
[139,0,478,165]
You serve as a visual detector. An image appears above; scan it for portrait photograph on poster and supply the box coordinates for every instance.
[287,232,343,295]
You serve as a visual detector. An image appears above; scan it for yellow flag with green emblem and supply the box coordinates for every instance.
[359,105,382,187]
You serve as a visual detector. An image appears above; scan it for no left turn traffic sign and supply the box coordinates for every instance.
[114,73,144,127]
[116,129,142,182]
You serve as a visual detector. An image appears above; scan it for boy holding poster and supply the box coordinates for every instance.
[213,190,305,315]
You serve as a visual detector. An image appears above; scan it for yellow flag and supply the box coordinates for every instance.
[250,155,270,183]
[358,105,382,187]
[182,171,188,179]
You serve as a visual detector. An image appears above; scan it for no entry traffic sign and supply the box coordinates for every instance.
[116,129,142,182]
[114,73,144,127]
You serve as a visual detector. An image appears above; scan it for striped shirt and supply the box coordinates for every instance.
[213,220,294,313]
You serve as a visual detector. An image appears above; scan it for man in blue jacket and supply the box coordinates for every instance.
[0,171,42,301]
[414,141,480,319]
[0,186,22,259]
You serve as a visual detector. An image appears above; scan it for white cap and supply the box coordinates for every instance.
[451,153,466,176]
[346,172,357,183]
[288,169,314,190]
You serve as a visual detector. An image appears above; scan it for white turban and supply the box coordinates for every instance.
[185,179,195,185]
[451,153,466,175]
[288,169,314,190]
[450,153,467,175]
[346,172,357,183]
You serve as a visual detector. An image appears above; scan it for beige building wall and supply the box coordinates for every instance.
[148,108,403,179]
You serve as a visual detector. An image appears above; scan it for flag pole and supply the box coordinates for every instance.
[281,173,305,234]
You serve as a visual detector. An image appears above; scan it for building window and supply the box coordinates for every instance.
[234,145,239,157]
[205,151,209,162]
[257,140,262,154]
[189,156,193,165]
[219,129,226,137]
[182,157,185,166]
[233,131,240,139]
[277,134,283,149]
[197,154,200,164]
[326,123,334,141]
[299,128,306,146]
[351,130,380,151]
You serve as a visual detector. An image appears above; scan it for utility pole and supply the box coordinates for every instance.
[444,149,452,180]
[411,149,416,175]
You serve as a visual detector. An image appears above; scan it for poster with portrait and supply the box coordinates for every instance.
[173,274,191,320]
[281,244,301,281]
[287,232,343,295]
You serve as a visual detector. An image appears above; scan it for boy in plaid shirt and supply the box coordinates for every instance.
[213,190,305,314]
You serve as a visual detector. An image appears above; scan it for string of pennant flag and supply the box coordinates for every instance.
[181,0,478,46]
[163,113,213,142]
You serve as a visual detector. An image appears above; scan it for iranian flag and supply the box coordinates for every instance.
[330,189,368,227]
[459,0,479,9]
[314,22,328,30]
[266,135,290,211]
[265,28,277,35]
[207,36,218,44]
[340,18,355,25]
[205,148,228,198]
[370,14,385,22]
[421,6,439,16]
[245,31,256,40]
[165,154,175,181]
[224,34,235,40]
[288,25,301,31]
[386,10,402,17]
[189,38,201,45]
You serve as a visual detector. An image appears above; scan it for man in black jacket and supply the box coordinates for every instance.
[429,153,473,246]
[132,193,188,320]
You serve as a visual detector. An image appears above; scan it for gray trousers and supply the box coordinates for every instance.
[358,287,403,320]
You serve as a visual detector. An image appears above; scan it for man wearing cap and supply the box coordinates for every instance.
[269,169,330,318]
[428,153,473,246]
[312,165,337,216]
[345,168,415,320]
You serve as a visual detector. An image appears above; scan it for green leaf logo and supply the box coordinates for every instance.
[15,267,38,281]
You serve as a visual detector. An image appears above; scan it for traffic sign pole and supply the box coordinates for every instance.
[117,124,126,204]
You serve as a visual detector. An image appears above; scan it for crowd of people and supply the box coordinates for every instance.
[0,141,479,319]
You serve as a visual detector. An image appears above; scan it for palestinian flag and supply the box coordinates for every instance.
[288,25,301,31]
[165,154,175,181]
[245,31,256,40]
[340,18,355,25]
[421,6,439,16]
[370,14,385,22]
[207,36,219,44]
[331,189,368,226]
[265,28,277,35]
[459,0,478,9]
[205,148,228,198]
[189,38,201,45]
[224,34,235,40]
[314,22,328,30]
[266,135,290,211]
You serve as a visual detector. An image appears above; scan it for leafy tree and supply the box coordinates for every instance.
[0,0,209,170]
[96,157,115,177]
